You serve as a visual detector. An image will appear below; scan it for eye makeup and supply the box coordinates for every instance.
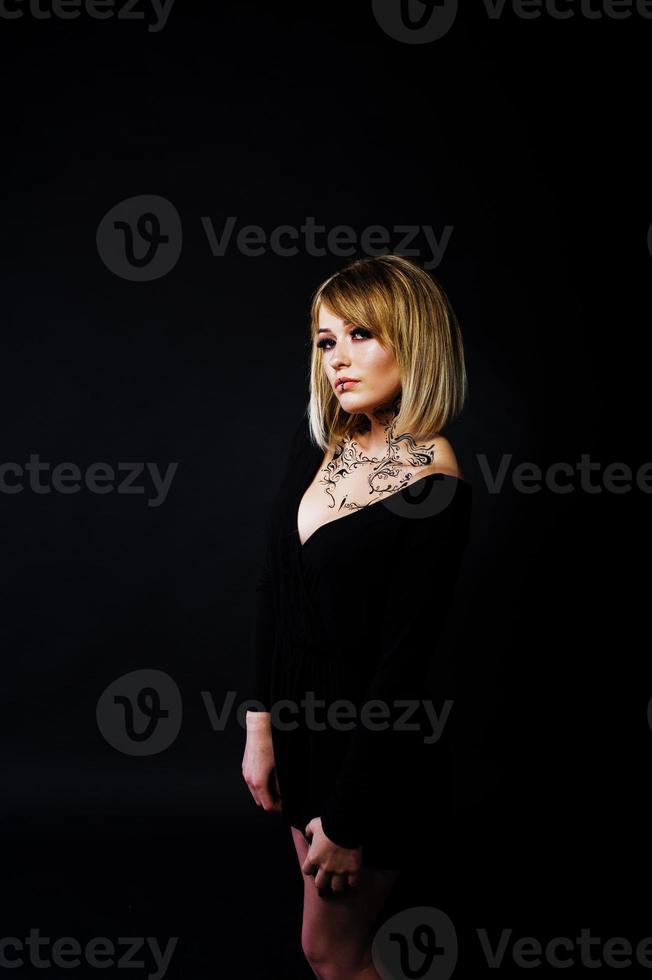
[316,326,372,350]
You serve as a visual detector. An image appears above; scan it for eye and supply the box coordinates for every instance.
[316,326,373,350]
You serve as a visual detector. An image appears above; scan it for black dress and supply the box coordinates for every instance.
[248,411,473,869]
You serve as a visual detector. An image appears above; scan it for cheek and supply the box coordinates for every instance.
[363,343,398,377]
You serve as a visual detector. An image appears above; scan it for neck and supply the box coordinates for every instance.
[354,394,404,459]
[351,395,436,468]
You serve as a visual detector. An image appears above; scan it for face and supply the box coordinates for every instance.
[316,305,401,414]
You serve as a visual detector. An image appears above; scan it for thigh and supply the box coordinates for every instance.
[290,827,401,961]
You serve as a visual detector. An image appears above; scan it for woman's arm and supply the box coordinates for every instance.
[246,410,310,715]
[247,512,276,714]
[319,479,473,848]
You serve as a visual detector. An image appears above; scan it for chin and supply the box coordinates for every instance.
[340,395,367,410]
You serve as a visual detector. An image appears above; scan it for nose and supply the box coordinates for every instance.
[330,342,351,371]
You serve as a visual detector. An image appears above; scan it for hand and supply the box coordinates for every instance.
[242,715,282,812]
[301,817,363,897]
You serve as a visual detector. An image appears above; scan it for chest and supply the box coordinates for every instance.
[296,450,415,548]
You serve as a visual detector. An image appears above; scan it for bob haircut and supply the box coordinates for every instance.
[306,254,468,452]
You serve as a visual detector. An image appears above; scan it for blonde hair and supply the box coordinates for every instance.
[306,254,468,451]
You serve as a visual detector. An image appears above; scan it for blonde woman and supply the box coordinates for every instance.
[242,254,472,980]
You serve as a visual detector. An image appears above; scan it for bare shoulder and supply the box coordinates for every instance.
[420,434,464,480]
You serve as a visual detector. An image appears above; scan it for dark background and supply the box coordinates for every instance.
[1,2,649,976]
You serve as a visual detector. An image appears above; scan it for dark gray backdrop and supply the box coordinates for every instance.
[0,2,648,977]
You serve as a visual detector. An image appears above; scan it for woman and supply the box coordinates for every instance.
[242,254,472,979]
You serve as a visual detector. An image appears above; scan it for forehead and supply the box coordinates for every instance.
[317,305,350,332]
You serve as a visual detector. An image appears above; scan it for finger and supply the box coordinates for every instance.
[248,778,263,807]
[314,869,333,897]
[301,856,318,877]
[347,872,362,889]
[258,771,282,811]
[330,873,348,895]
[257,787,275,810]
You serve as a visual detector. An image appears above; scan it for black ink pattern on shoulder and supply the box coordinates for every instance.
[317,399,440,513]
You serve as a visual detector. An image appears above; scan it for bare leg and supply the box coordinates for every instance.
[290,826,401,980]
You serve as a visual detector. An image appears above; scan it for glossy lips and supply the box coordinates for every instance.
[335,377,359,391]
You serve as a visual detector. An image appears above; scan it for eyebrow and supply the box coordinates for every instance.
[318,319,352,334]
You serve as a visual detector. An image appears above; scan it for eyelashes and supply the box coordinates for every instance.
[316,327,373,350]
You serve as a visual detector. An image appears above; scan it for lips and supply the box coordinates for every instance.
[336,377,359,391]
